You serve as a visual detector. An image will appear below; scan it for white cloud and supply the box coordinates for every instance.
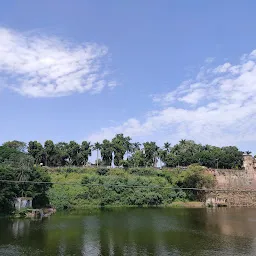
[213,62,232,73]
[178,89,206,105]
[0,27,116,97]
[88,49,256,148]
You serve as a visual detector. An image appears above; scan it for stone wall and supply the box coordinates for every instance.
[206,155,256,189]
[206,155,256,207]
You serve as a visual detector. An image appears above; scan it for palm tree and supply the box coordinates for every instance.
[124,139,132,160]
[153,146,160,168]
[203,144,211,151]
[93,142,101,167]
[133,142,141,152]
[179,139,186,145]
[163,142,171,153]
[158,148,166,169]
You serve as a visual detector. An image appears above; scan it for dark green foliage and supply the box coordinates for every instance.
[54,142,69,166]
[177,165,215,201]
[93,142,102,167]
[126,191,163,206]
[0,146,34,169]
[5,136,243,169]
[0,165,51,214]
[0,146,52,214]
[0,166,19,213]
[28,141,44,164]
[97,167,109,176]
[80,173,168,207]
[101,139,113,166]
[164,140,243,169]
[0,146,21,164]
[67,141,82,166]
[0,136,246,213]
[128,150,146,167]
[80,141,92,165]
[2,141,27,152]
[128,167,158,176]
[143,142,159,167]
[47,164,214,209]
[44,140,56,166]
[112,134,131,166]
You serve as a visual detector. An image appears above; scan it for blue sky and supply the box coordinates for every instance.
[0,0,256,153]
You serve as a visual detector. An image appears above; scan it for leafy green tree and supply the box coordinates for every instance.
[219,146,243,169]
[44,140,56,166]
[112,134,131,166]
[132,142,141,152]
[124,138,133,160]
[143,142,158,167]
[163,142,171,153]
[166,140,202,166]
[159,142,172,164]
[25,167,52,208]
[67,141,81,166]
[0,145,34,170]
[0,166,19,213]
[164,153,179,167]
[54,142,69,166]
[0,147,51,213]
[93,142,102,167]
[28,141,44,164]
[2,140,27,152]
[0,146,23,165]
[158,149,165,168]
[179,139,187,145]
[119,159,129,169]
[195,150,215,168]
[80,141,92,165]
[129,150,146,167]
[101,139,113,166]
[178,164,215,200]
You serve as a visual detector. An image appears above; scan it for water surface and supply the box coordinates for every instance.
[1,208,256,255]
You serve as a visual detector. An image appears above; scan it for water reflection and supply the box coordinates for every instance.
[1,208,256,255]
[12,219,30,238]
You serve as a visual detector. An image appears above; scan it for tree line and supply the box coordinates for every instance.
[1,135,245,169]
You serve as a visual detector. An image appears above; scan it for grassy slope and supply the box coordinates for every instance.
[47,166,213,209]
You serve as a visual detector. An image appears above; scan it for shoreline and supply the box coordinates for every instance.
[1,202,206,218]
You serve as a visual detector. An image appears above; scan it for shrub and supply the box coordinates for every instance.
[47,164,216,209]
[145,192,163,206]
[97,168,109,176]
[128,168,157,176]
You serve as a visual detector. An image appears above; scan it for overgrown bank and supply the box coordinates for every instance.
[47,165,215,210]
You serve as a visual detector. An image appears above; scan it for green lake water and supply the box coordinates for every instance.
[1,208,256,255]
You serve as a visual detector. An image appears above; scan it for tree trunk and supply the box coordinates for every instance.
[96,149,99,167]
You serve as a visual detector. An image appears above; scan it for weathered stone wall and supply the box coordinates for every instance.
[206,155,256,207]
[206,155,256,189]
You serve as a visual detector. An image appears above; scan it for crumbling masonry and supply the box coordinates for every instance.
[206,155,256,207]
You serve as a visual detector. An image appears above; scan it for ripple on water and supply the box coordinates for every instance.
[0,245,42,256]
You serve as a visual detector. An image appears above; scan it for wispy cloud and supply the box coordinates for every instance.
[88,50,256,147]
[205,57,215,64]
[0,27,117,97]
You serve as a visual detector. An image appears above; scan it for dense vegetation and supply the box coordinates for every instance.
[0,144,51,214]
[0,137,247,213]
[4,135,244,169]
[48,165,215,210]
